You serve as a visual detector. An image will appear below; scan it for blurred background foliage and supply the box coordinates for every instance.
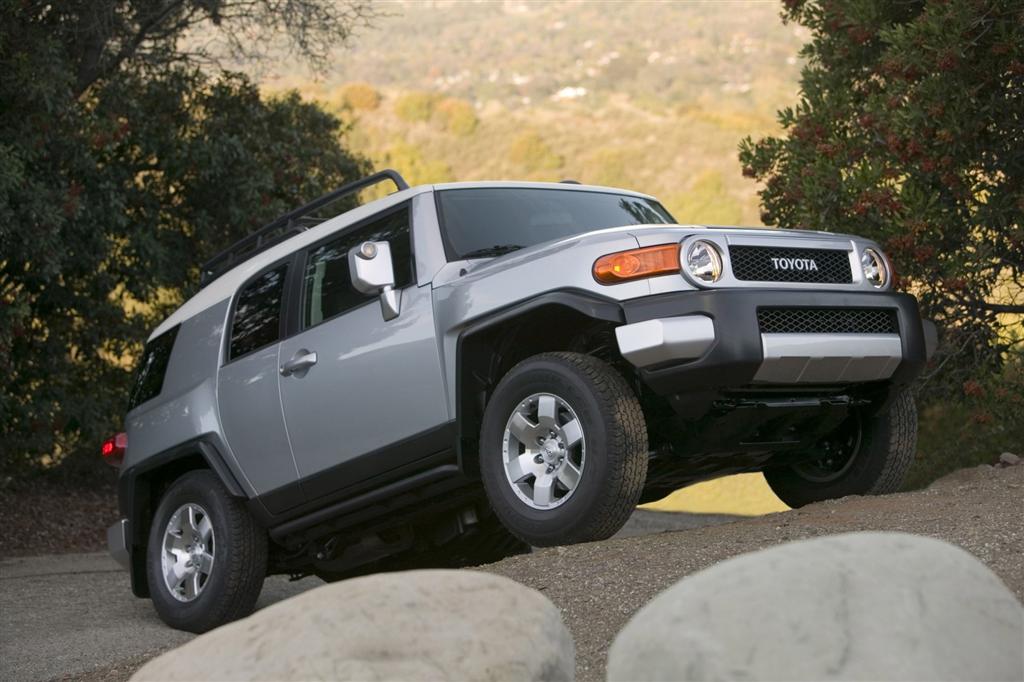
[2,0,1020,495]
[1,0,372,480]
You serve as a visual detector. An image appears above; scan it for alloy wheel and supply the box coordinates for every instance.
[502,392,586,510]
[161,503,215,602]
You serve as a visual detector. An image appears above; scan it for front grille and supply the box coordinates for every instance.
[758,308,899,335]
[730,246,852,284]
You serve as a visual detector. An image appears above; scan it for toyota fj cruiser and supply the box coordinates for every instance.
[105,170,935,632]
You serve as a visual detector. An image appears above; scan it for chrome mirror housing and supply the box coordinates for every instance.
[348,241,401,321]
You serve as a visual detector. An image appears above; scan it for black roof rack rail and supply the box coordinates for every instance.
[199,169,410,288]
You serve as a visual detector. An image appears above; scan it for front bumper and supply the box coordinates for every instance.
[107,519,130,569]
[616,289,931,396]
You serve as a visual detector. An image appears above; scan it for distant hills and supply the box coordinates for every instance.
[259,1,807,225]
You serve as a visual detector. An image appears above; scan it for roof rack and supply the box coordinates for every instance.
[199,169,410,288]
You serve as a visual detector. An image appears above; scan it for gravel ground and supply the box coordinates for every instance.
[2,464,1020,682]
[483,463,1024,682]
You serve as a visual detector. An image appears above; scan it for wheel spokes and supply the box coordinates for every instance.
[197,515,213,545]
[508,412,542,443]
[536,395,558,429]
[532,475,555,507]
[160,503,215,603]
[560,419,583,448]
[507,453,542,483]
[502,392,586,511]
[557,461,581,491]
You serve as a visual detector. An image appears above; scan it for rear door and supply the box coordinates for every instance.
[217,259,300,511]
[276,204,450,502]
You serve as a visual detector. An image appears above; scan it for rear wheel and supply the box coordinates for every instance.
[146,470,267,633]
[479,352,648,546]
[764,391,917,508]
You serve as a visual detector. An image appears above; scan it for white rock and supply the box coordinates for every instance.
[133,570,573,681]
[999,452,1021,466]
[608,532,1023,682]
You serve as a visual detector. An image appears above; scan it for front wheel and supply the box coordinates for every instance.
[479,352,648,546]
[146,470,267,633]
[764,391,917,508]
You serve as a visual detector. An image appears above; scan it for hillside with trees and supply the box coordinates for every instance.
[260,1,809,226]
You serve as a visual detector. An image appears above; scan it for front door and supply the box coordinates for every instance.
[276,205,450,502]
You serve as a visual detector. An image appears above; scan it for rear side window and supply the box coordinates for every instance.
[229,264,288,359]
[128,325,179,410]
[302,206,413,328]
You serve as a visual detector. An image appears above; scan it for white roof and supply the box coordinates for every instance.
[149,181,656,339]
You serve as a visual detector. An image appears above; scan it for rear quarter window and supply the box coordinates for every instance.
[229,264,288,359]
[128,325,179,411]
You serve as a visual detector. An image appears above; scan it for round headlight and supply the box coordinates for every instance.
[861,248,888,288]
[685,240,723,283]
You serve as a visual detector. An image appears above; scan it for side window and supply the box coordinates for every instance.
[229,264,288,360]
[128,325,180,410]
[303,206,413,328]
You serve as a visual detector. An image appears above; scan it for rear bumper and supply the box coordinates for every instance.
[616,289,930,396]
[107,519,130,570]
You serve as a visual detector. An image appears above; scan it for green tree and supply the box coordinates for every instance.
[394,91,440,123]
[739,0,1023,393]
[0,1,371,477]
[508,131,562,173]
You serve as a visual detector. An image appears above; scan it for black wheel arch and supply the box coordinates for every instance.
[454,289,631,476]
[118,437,247,598]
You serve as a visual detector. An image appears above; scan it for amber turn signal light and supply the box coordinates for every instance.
[593,244,680,284]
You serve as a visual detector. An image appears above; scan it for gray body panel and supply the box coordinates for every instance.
[278,282,448,483]
[124,300,256,498]
[123,181,903,510]
[218,344,300,496]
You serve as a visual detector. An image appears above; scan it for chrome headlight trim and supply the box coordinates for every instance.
[685,240,724,284]
[861,247,888,288]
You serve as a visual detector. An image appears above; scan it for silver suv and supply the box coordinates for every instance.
[105,170,934,631]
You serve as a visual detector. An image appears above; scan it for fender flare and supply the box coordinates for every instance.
[453,289,626,468]
[118,436,246,597]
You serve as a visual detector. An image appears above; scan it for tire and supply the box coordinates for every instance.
[764,391,917,508]
[479,352,648,546]
[146,470,267,633]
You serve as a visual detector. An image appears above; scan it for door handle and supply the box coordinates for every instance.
[280,350,318,377]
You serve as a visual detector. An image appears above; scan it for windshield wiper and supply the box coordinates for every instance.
[460,244,524,259]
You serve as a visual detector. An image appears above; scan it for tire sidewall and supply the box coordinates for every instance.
[480,358,620,542]
[766,392,915,506]
[146,470,236,631]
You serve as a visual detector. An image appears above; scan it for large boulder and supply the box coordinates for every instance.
[608,532,1023,681]
[133,569,574,681]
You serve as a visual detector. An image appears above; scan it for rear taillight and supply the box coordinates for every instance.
[102,432,127,468]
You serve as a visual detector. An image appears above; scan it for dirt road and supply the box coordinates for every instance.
[1,465,1020,682]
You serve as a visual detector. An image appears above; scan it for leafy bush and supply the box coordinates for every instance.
[739,0,1024,397]
[339,82,382,110]
[435,98,478,136]
[508,131,562,172]
[383,142,454,185]
[905,357,1024,489]
[394,91,441,122]
[1,3,369,478]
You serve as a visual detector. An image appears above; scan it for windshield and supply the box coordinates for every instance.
[436,187,676,260]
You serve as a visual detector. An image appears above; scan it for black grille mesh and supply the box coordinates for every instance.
[758,308,899,335]
[730,246,852,283]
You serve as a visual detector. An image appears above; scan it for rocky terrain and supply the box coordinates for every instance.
[1,462,1019,682]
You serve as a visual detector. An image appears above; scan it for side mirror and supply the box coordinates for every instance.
[348,241,401,321]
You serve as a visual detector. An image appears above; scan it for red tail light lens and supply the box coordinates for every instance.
[101,432,127,468]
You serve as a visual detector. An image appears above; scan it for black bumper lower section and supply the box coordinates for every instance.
[620,289,929,397]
